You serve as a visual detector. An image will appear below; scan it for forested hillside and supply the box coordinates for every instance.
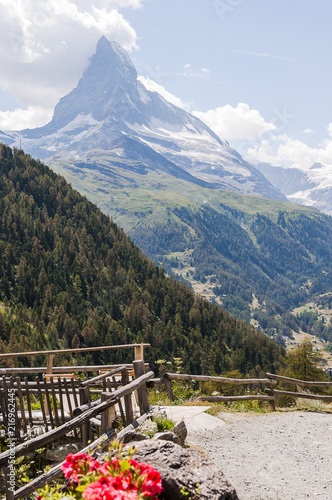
[52,151,332,344]
[0,145,285,375]
[131,199,332,343]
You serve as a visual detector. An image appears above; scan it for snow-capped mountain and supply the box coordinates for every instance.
[5,36,285,201]
[256,162,332,215]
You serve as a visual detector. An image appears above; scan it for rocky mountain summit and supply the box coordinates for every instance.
[2,36,285,201]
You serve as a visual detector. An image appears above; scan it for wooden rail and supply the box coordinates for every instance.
[164,372,276,384]
[0,344,150,359]
[81,367,126,387]
[160,371,332,406]
[265,388,332,401]
[266,372,332,387]
[0,364,149,375]
[199,395,278,402]
[0,343,150,380]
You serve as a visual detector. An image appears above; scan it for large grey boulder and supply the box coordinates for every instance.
[129,439,239,500]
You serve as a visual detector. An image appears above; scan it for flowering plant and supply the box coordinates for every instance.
[38,444,163,500]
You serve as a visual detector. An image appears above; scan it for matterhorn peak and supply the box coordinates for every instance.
[17,37,286,202]
[29,36,138,134]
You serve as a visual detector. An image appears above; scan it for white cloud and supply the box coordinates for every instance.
[138,76,191,111]
[193,103,276,141]
[247,133,332,170]
[303,128,313,134]
[0,105,53,131]
[0,0,139,121]
[179,63,211,78]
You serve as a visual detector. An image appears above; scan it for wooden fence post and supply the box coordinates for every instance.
[101,392,116,434]
[44,354,54,416]
[134,344,144,362]
[121,370,133,425]
[266,374,276,410]
[133,360,150,414]
[79,386,90,447]
[162,374,174,401]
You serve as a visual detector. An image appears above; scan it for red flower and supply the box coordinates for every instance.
[82,477,113,500]
[82,477,139,500]
[61,453,101,481]
[140,468,163,497]
[60,451,163,500]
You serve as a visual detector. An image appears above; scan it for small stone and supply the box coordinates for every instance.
[132,433,149,441]
[46,443,80,462]
[171,420,187,446]
[154,431,181,445]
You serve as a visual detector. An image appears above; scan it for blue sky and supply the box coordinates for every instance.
[1,0,332,169]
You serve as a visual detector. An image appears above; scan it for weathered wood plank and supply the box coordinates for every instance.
[266,372,332,387]
[50,378,59,427]
[57,377,65,425]
[24,377,33,425]
[198,395,278,402]
[81,366,126,387]
[112,376,126,426]
[165,372,276,384]
[0,344,150,359]
[43,378,54,428]
[15,378,27,434]
[8,378,19,438]
[133,361,150,415]
[122,370,133,425]
[101,392,116,434]
[162,376,174,401]
[265,388,332,400]
[36,377,48,431]
[0,364,149,375]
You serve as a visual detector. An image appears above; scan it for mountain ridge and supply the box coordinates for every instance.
[255,161,332,216]
[7,36,286,202]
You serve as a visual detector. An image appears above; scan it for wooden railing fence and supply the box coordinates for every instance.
[0,344,151,500]
[0,362,154,500]
[157,371,332,408]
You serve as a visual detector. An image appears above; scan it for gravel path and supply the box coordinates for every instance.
[185,411,332,500]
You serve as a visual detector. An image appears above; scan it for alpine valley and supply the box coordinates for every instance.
[2,36,332,349]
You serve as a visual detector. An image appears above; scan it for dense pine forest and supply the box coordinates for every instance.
[132,199,332,342]
[0,144,285,375]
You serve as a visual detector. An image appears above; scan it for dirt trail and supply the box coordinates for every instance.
[185,411,332,500]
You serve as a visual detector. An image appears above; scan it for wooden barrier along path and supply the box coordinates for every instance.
[159,371,332,406]
[1,368,154,500]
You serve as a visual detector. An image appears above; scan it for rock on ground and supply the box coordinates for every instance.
[129,439,239,500]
